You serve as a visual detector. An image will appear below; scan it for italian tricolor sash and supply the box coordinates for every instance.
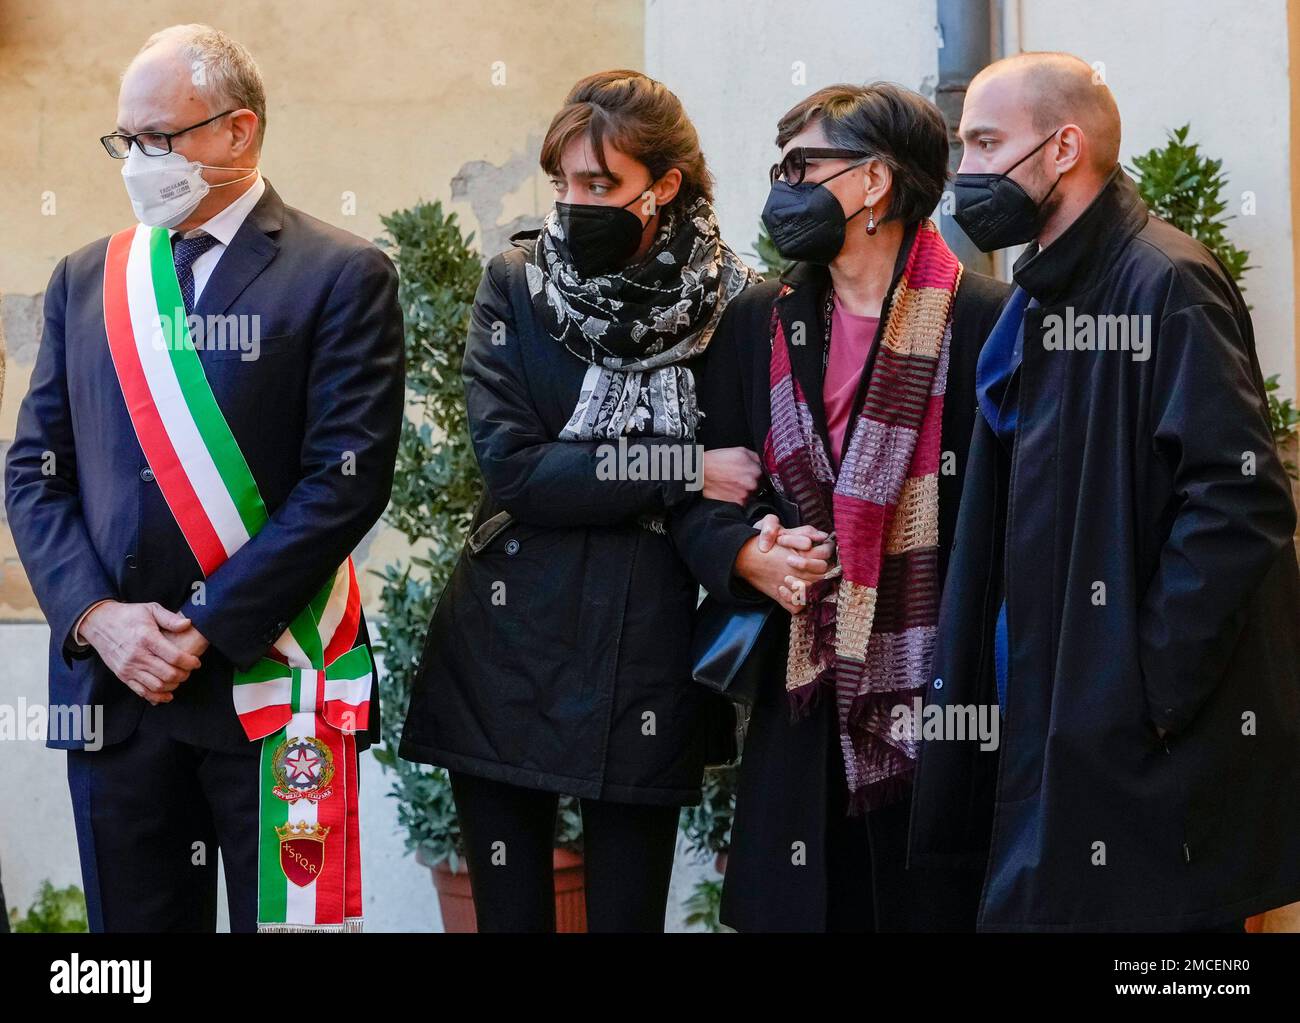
[103,223,370,932]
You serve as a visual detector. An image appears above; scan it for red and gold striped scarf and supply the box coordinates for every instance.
[762,219,961,813]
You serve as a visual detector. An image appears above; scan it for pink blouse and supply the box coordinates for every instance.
[823,295,880,470]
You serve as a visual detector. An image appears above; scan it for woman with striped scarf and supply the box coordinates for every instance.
[678,83,1011,932]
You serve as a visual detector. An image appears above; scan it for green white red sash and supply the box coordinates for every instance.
[102,223,371,932]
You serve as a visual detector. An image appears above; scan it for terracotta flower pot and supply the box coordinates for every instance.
[551,848,587,932]
[418,846,587,933]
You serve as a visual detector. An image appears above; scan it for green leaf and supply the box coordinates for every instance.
[11,881,88,932]
[1125,123,1253,290]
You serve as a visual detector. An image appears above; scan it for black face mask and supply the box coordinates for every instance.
[952,128,1063,252]
[555,183,653,278]
[761,162,867,265]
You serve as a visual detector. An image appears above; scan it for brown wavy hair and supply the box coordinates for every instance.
[540,70,714,206]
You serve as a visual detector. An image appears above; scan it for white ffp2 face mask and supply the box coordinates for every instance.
[120,146,256,228]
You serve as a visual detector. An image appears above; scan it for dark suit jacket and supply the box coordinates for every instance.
[5,180,404,752]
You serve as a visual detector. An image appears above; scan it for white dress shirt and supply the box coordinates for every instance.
[72,171,266,648]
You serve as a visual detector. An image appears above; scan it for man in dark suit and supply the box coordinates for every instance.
[4,24,404,931]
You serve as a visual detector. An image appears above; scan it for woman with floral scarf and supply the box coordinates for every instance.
[400,70,815,932]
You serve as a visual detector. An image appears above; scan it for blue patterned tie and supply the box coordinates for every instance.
[172,231,220,314]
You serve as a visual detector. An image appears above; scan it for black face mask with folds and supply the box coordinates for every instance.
[761,163,866,265]
[952,128,1063,252]
[555,183,652,278]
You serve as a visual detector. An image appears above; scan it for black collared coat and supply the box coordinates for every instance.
[400,232,751,805]
[908,168,1300,931]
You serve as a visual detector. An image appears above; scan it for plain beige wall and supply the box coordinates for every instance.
[0,0,644,620]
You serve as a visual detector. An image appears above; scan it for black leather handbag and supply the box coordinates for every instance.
[690,491,800,707]
[691,597,779,707]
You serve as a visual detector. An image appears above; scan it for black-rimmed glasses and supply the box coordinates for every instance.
[100,109,236,159]
[770,147,872,186]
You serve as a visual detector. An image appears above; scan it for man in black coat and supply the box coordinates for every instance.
[5,25,403,931]
[910,51,1300,931]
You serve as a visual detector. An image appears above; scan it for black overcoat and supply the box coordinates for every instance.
[908,168,1300,931]
[400,232,751,805]
[672,221,1011,930]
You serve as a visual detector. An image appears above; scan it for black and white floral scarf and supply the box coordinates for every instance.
[525,195,760,441]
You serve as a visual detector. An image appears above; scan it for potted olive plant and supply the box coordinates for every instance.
[370,201,585,932]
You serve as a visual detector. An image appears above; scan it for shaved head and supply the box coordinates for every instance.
[972,52,1121,173]
[956,51,1124,249]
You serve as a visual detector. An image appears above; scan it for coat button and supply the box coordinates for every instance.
[505,539,520,556]
[125,554,137,569]
[140,467,155,482]
[933,677,944,690]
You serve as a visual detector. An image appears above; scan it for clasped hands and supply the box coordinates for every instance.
[81,600,210,706]
[702,447,837,615]
[736,514,836,614]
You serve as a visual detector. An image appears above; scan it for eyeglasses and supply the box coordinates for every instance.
[769,147,872,186]
[100,109,236,159]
